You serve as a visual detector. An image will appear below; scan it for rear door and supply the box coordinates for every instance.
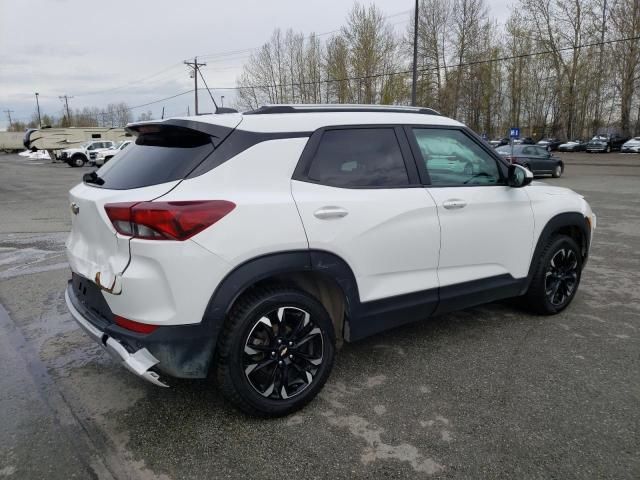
[291,126,441,304]
[66,119,241,292]
[406,127,534,295]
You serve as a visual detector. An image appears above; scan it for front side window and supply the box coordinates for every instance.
[306,128,409,188]
[411,128,501,186]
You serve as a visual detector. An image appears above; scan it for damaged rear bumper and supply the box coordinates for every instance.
[65,285,168,387]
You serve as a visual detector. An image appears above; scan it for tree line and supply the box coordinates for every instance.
[7,103,153,132]
[236,0,640,139]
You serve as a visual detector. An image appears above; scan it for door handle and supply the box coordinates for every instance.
[314,206,348,219]
[442,199,467,210]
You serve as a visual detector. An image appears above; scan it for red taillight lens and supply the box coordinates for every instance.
[114,315,158,334]
[104,200,235,240]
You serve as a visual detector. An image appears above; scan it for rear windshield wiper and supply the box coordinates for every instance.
[83,170,104,186]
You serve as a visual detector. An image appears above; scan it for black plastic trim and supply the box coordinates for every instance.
[527,213,591,284]
[435,274,527,316]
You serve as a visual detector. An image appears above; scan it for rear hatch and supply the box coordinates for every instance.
[66,115,241,293]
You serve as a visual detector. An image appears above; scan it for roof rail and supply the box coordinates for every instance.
[243,104,441,116]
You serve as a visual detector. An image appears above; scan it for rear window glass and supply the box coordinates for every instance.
[307,128,409,188]
[95,128,213,190]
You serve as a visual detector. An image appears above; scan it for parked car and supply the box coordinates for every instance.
[586,134,628,153]
[496,144,564,177]
[537,138,563,151]
[489,137,510,147]
[93,141,132,166]
[60,140,115,167]
[620,136,640,153]
[65,104,595,416]
[558,140,586,152]
[514,137,535,145]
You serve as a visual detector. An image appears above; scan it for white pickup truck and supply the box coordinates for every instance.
[92,141,132,166]
[59,140,114,167]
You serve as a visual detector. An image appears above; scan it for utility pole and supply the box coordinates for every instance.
[221,95,225,108]
[184,57,206,115]
[35,93,42,127]
[3,109,14,128]
[411,0,419,106]
[161,106,165,119]
[59,95,73,125]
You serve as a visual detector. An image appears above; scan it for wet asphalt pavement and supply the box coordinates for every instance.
[0,152,638,479]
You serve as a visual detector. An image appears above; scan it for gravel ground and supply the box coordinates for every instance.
[0,151,638,479]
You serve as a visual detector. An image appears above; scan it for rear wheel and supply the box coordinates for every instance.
[216,286,336,417]
[606,145,611,153]
[521,235,582,315]
[552,164,562,178]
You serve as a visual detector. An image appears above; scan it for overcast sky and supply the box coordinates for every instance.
[0,0,511,130]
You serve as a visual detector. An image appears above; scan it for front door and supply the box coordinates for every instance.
[406,127,535,302]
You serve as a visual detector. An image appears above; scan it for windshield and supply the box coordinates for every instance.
[592,136,607,140]
[80,142,91,148]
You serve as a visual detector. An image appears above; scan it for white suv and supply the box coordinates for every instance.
[65,105,595,416]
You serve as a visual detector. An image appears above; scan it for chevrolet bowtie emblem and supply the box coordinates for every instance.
[70,202,79,215]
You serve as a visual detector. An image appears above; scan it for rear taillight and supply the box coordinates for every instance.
[505,156,518,163]
[104,200,235,240]
[114,315,158,334]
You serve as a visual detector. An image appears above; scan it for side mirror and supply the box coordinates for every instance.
[508,164,533,188]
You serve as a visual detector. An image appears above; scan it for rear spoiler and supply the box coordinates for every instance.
[125,116,242,148]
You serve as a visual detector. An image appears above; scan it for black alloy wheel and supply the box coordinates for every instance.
[544,248,578,307]
[243,306,324,400]
[216,286,335,417]
[521,234,583,314]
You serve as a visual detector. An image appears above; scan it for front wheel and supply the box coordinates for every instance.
[216,286,336,417]
[71,155,86,167]
[521,235,582,315]
[606,145,611,153]
[552,164,562,178]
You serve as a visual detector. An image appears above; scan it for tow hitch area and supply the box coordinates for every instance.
[65,288,168,387]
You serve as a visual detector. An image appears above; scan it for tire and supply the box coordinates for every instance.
[606,145,611,153]
[521,234,582,315]
[552,164,562,178]
[71,154,86,167]
[215,286,336,417]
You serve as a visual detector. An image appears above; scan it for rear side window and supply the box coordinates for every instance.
[306,128,409,188]
[96,128,214,190]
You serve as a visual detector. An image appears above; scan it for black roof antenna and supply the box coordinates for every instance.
[197,67,237,114]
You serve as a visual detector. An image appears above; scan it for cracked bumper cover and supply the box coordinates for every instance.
[65,278,217,382]
[65,286,168,387]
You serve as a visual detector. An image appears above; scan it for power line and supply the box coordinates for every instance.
[82,33,640,114]
[74,62,184,97]
[197,8,412,60]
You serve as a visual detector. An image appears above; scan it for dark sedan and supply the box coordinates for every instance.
[558,140,586,152]
[496,144,564,178]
